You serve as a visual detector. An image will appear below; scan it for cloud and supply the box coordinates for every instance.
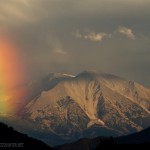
[0,0,35,26]
[73,30,82,39]
[118,26,135,40]
[143,36,150,42]
[0,0,150,87]
[84,32,111,42]
[46,37,67,55]
[73,30,111,42]
[54,48,67,55]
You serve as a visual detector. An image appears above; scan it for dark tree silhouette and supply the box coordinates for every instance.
[0,122,53,150]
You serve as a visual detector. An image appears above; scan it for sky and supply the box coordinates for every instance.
[0,0,150,87]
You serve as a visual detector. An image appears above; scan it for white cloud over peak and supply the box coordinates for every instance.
[118,26,135,40]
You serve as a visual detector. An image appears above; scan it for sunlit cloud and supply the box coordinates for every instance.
[118,26,135,40]
[84,32,111,42]
[73,29,111,42]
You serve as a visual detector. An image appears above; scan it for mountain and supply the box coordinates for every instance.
[56,127,150,150]
[55,137,109,150]
[14,70,150,146]
[0,122,52,150]
[114,126,150,144]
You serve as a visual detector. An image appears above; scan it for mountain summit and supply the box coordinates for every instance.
[17,71,150,145]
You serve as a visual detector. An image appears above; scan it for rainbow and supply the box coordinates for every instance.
[0,34,29,114]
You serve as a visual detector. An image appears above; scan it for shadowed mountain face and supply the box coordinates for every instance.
[0,122,52,150]
[1,71,150,146]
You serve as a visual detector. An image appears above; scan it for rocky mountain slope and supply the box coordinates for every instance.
[18,71,150,145]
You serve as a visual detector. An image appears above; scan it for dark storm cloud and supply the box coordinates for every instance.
[0,0,150,86]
